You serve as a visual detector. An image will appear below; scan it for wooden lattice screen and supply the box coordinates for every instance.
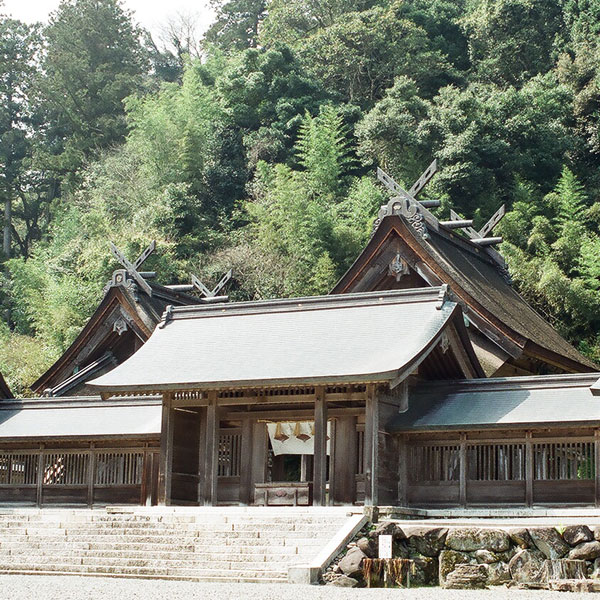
[95,451,144,485]
[410,444,460,482]
[467,443,526,481]
[533,442,595,480]
[218,432,242,477]
[0,454,38,485]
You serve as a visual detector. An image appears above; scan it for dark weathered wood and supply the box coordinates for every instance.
[364,385,378,506]
[250,421,267,498]
[332,416,357,505]
[595,430,600,508]
[459,433,467,507]
[239,418,253,505]
[36,443,44,507]
[397,435,408,507]
[87,443,95,507]
[526,431,533,507]
[203,391,219,506]
[313,387,328,507]
[158,396,174,505]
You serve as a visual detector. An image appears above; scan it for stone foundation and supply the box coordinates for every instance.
[325,522,600,589]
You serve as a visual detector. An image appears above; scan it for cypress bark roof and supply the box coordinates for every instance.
[332,214,596,374]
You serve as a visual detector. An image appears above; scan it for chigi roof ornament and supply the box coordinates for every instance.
[104,240,157,299]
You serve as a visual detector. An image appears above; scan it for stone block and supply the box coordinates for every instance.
[508,549,546,585]
[474,549,498,564]
[328,575,358,587]
[439,549,472,585]
[338,547,366,578]
[411,556,438,586]
[443,564,488,589]
[356,536,377,558]
[445,528,510,552]
[529,528,570,559]
[562,525,593,546]
[508,527,531,549]
[405,527,448,557]
[486,561,510,586]
[569,541,600,561]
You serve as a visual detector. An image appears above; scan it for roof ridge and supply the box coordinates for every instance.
[164,287,449,322]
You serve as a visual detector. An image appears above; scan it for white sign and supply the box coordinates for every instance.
[378,534,393,559]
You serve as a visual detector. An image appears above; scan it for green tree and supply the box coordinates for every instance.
[204,0,266,51]
[39,0,148,184]
[461,0,563,87]
[0,16,42,258]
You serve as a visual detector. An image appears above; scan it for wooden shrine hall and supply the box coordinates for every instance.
[1,159,600,509]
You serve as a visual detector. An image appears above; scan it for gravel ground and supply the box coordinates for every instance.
[0,576,598,600]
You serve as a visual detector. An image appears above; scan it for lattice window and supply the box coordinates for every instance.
[43,453,88,485]
[218,433,242,477]
[410,445,460,482]
[467,443,526,481]
[0,454,38,485]
[95,452,144,485]
[533,442,595,480]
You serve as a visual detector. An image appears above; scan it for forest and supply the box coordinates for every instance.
[1,0,600,394]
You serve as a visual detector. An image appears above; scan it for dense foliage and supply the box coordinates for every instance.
[2,0,600,393]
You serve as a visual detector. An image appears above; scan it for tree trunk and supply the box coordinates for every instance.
[3,197,11,258]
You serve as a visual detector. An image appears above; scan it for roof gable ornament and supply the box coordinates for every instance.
[374,160,441,239]
[104,241,157,299]
[191,269,232,300]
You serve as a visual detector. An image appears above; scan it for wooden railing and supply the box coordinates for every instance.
[407,435,599,507]
[0,446,159,506]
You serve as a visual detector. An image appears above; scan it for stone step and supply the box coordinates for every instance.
[0,542,310,557]
[0,561,288,579]
[0,568,287,584]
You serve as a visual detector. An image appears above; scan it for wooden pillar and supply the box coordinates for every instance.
[36,443,44,508]
[87,442,95,507]
[397,435,408,507]
[158,394,174,505]
[250,421,268,503]
[526,431,533,507]
[332,415,357,505]
[594,430,600,508]
[300,455,310,482]
[203,391,219,506]
[459,433,467,507]
[239,417,253,505]
[364,385,378,507]
[313,386,328,506]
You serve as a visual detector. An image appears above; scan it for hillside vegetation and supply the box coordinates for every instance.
[1,0,600,393]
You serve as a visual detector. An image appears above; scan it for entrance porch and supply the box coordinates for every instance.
[160,385,379,507]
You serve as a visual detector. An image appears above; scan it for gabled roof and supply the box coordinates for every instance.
[332,215,596,374]
[90,288,483,393]
[390,373,600,432]
[31,281,200,396]
[0,372,13,399]
[0,396,161,439]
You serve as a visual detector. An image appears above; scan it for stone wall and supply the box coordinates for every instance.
[324,522,600,590]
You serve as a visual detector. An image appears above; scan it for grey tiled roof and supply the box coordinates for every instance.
[389,373,600,431]
[0,397,161,438]
[90,288,461,392]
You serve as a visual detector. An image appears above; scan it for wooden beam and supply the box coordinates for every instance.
[364,385,378,506]
[87,442,95,507]
[223,407,365,421]
[203,391,219,506]
[158,395,174,505]
[397,435,408,507]
[313,386,328,507]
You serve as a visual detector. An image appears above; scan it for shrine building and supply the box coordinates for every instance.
[1,162,600,510]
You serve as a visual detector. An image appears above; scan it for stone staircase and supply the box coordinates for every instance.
[0,507,352,583]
